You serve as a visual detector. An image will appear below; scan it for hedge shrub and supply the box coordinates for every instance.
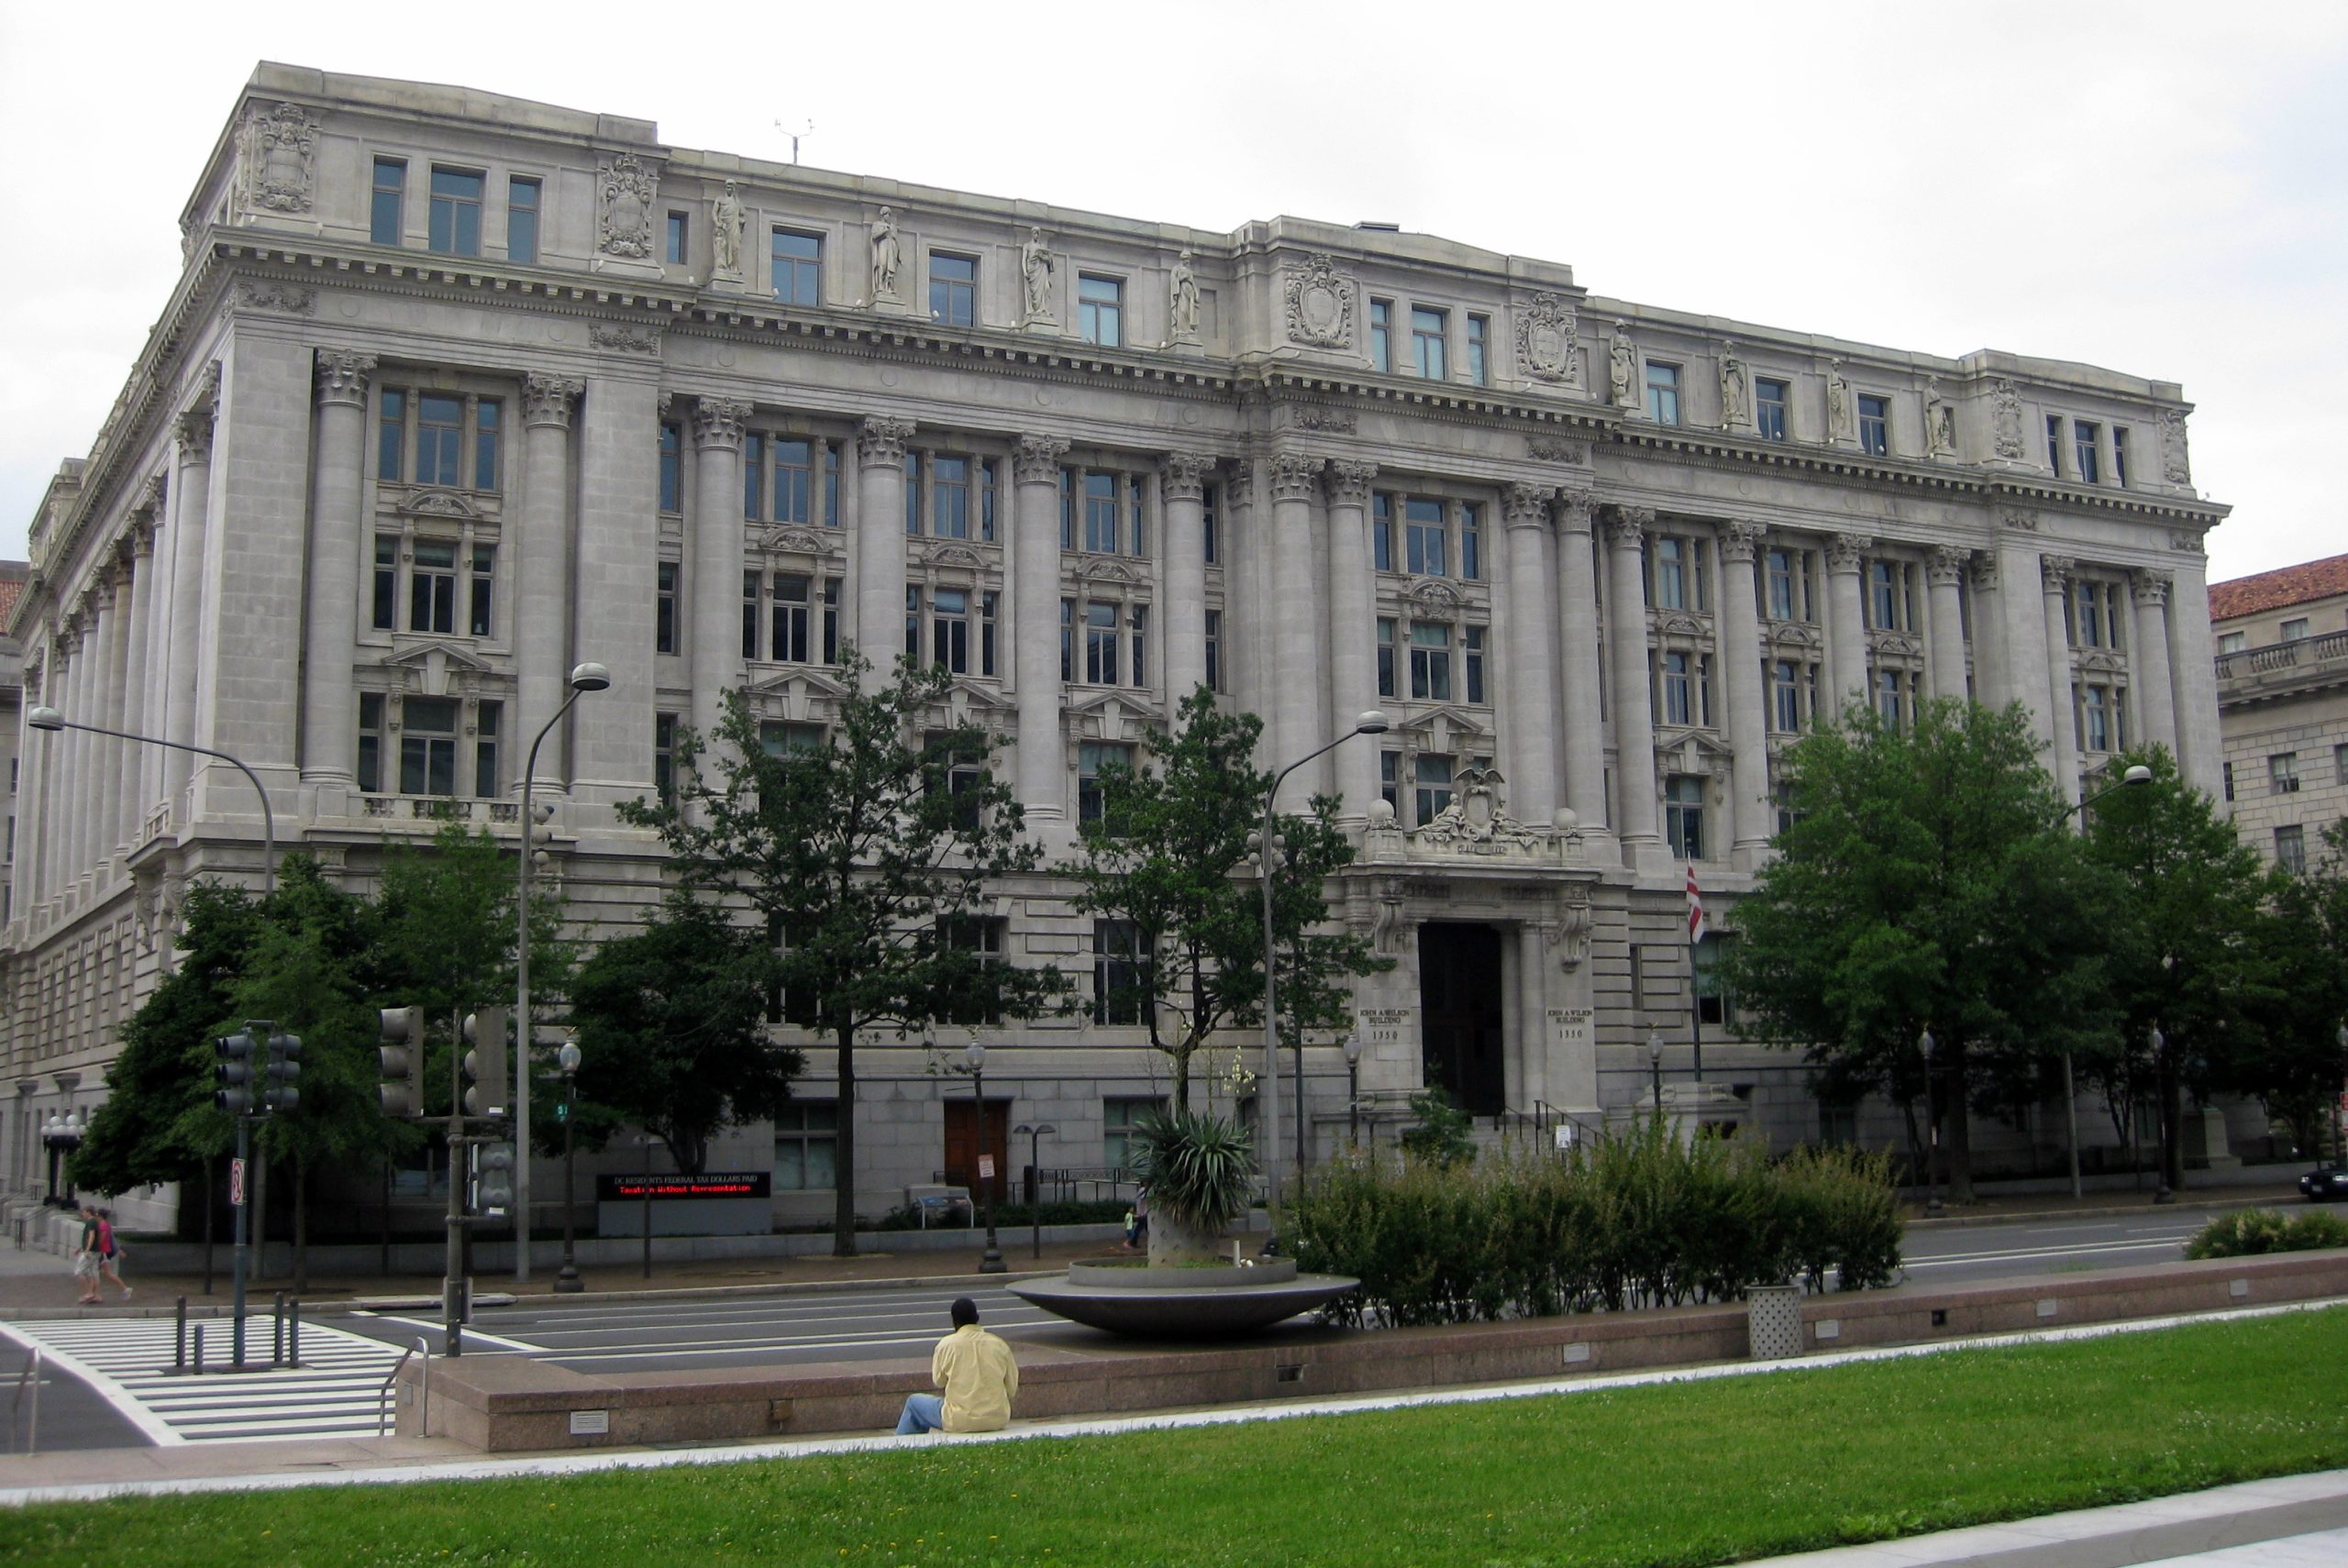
[1290,1116,1902,1327]
[2184,1208,2348,1259]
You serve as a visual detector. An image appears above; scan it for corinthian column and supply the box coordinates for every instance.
[1824,532,1873,715]
[689,397,751,739]
[2130,569,2178,758]
[857,415,914,660]
[162,407,214,804]
[1503,482,1558,826]
[1013,435,1070,823]
[1969,553,2010,715]
[517,373,583,792]
[1268,452,1326,806]
[83,587,119,878]
[1606,506,1660,857]
[118,525,155,849]
[299,349,375,788]
[1555,491,1609,844]
[2042,555,2081,807]
[1718,521,1771,865]
[1160,453,1214,711]
[98,564,133,863]
[1323,461,1379,823]
[1925,546,1969,701]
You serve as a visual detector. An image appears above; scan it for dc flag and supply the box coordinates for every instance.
[1686,864,1706,943]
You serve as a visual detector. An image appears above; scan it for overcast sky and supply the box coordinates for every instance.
[4,2,2341,587]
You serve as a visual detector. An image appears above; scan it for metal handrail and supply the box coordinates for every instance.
[10,1348,39,1457]
[378,1337,429,1438]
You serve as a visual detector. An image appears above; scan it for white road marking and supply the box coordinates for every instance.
[0,1320,182,1447]
[360,1315,548,1354]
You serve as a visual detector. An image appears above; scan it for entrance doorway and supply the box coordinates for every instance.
[1418,922,1505,1116]
[943,1099,1012,1209]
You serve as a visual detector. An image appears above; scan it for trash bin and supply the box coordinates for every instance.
[1746,1282,1803,1361]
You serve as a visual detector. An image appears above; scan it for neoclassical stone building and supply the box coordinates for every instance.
[2,65,2232,1229]
[2210,554,2348,874]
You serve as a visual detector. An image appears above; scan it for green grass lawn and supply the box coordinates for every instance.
[9,1309,2348,1568]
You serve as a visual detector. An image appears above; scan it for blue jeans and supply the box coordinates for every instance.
[897,1393,945,1435]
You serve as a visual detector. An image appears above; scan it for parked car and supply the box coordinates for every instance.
[2298,1165,2348,1201]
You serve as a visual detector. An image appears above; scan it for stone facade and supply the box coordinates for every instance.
[2210,554,2348,874]
[0,65,2232,1228]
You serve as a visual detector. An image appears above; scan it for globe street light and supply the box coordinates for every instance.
[555,1040,585,1294]
[42,1110,82,1208]
[1012,1121,1056,1259]
[1647,1029,1665,1116]
[27,708,276,897]
[1254,711,1389,1220]
[514,661,610,1285]
[966,1040,1005,1274]
[1342,1034,1363,1145]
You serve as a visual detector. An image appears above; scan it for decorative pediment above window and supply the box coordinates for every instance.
[760,525,837,558]
[399,489,485,522]
[1765,621,1826,649]
[1080,558,1141,585]
[1406,579,1466,623]
[1867,631,1924,659]
[745,667,849,715]
[1655,731,1734,778]
[2076,649,2125,676]
[922,543,987,570]
[1391,705,1492,753]
[377,641,493,698]
[1651,612,1713,642]
[927,679,1018,737]
[1065,688,1164,744]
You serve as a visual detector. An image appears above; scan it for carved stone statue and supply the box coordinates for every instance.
[1924,377,1955,456]
[711,181,745,278]
[1168,249,1201,341]
[1718,341,1748,427]
[2159,408,2192,485]
[1022,226,1055,318]
[1608,326,1637,406]
[869,207,903,301]
[1826,358,1853,441]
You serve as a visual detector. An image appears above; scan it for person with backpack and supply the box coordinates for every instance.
[96,1208,131,1301]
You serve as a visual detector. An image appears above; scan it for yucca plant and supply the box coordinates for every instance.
[1132,1110,1257,1259]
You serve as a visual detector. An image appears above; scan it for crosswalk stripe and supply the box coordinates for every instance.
[0,1317,412,1445]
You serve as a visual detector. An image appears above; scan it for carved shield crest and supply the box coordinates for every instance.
[1514,293,1579,383]
[1284,254,1357,349]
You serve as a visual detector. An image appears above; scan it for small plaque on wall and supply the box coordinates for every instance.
[570,1409,610,1436]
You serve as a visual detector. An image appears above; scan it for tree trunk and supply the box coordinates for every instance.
[832,1021,858,1257]
[2160,1055,2186,1192]
[1147,1202,1224,1266]
[294,1155,310,1295]
[1946,1045,1976,1205]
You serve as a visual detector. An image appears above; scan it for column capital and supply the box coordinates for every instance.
[1554,488,1597,534]
[1720,520,1767,563]
[1824,532,1873,574]
[128,515,158,558]
[521,373,584,428]
[1160,451,1217,502]
[1503,481,1556,528]
[1269,451,1324,502]
[1927,544,1968,585]
[1223,457,1257,496]
[173,406,216,463]
[1324,460,1379,509]
[2130,568,2172,606]
[2041,555,2077,594]
[858,414,916,468]
[691,396,753,452]
[313,348,376,407]
[1969,551,1999,593]
[1605,503,1653,547]
[1013,434,1070,485]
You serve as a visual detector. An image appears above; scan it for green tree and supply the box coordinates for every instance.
[568,891,796,1174]
[619,653,1063,1254]
[1722,698,2116,1201]
[2085,748,2290,1190]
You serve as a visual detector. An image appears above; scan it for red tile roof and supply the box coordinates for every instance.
[0,573,21,630]
[2209,553,2348,621]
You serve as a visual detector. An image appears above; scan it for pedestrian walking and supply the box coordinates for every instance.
[96,1207,132,1300]
[72,1204,102,1306]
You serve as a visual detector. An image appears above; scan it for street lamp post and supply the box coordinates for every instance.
[1647,1029,1664,1117]
[2150,1023,2174,1204]
[555,1041,584,1294]
[514,662,611,1285]
[2053,762,2154,1199]
[1251,711,1389,1221]
[1922,1028,1944,1215]
[27,709,276,897]
[1012,1121,1056,1259]
[1343,1035,1362,1146]
[42,1110,82,1208]
[965,1041,1005,1274]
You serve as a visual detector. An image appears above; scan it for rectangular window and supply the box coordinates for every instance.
[1411,306,1447,379]
[980,590,998,677]
[1767,547,1810,621]
[1084,601,1119,684]
[357,692,384,792]
[825,444,841,526]
[1665,774,1706,860]
[1868,560,1899,630]
[1204,608,1222,692]
[1464,625,1486,704]
[774,439,814,525]
[774,573,814,663]
[980,458,996,542]
[1857,393,1888,457]
[1372,493,1393,573]
[1078,741,1133,827]
[1369,298,1392,373]
[372,536,398,630]
[1377,616,1397,698]
[773,1103,839,1190]
[1460,502,1481,581]
[823,578,842,664]
[743,433,765,520]
[2076,421,2101,483]
[1060,597,1074,680]
[1093,920,1148,1026]
[1202,483,1218,563]
[2046,414,2065,476]
[1662,650,1693,726]
[759,721,826,756]
[2337,743,2348,786]
[1083,472,1119,553]
[654,712,678,801]
[417,393,463,488]
[1103,1098,1161,1175]
[2271,753,2299,794]
[1410,623,1452,701]
[939,916,1002,1021]
[473,398,500,492]
[906,583,921,661]
[1877,668,1905,728]
[1128,475,1146,557]
[771,229,821,306]
[506,176,540,264]
[930,253,977,327]
[1413,753,1456,826]
[2083,685,2110,752]
[745,570,763,661]
[1645,362,1681,425]
[2222,760,2235,802]
[932,455,970,539]
[2218,629,2246,655]
[378,389,405,481]
[1772,660,1802,733]
[474,701,501,798]
[1405,498,1447,578]
[1755,378,1789,441]
[2112,426,2130,488]
[1128,602,1148,688]
[1380,750,1401,816]
[931,588,971,674]
[427,167,484,256]
[2281,617,2311,641]
[665,210,688,265]
[2075,581,2104,648]
[1656,537,1688,610]
[371,158,405,246]
[903,452,922,536]
[2276,824,2307,876]
[469,545,494,637]
[659,421,682,512]
[656,561,679,654]
[400,697,460,797]
[409,539,458,634]
[1466,314,1490,385]
[928,736,986,834]
[1079,273,1124,347]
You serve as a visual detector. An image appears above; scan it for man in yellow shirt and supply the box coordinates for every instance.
[897,1297,1019,1436]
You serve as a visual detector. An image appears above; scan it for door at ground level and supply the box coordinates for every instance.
[1418,922,1505,1116]
[943,1099,1013,1209]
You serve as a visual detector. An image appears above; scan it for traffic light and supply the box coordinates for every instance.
[461,1006,509,1119]
[378,1006,425,1118]
[262,1032,303,1114]
[214,1032,257,1115]
[475,1142,515,1215]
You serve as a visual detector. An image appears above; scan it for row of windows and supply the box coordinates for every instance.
[2259,745,2348,798]
[1368,300,1493,386]
[1373,495,1483,580]
[2046,414,2132,487]
[1375,619,1486,704]
[770,1095,1179,1191]
[356,693,500,798]
[379,391,502,491]
[372,159,540,263]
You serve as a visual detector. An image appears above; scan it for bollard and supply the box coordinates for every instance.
[193,1325,205,1374]
[173,1297,189,1373]
[287,1298,301,1366]
[272,1292,286,1366]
